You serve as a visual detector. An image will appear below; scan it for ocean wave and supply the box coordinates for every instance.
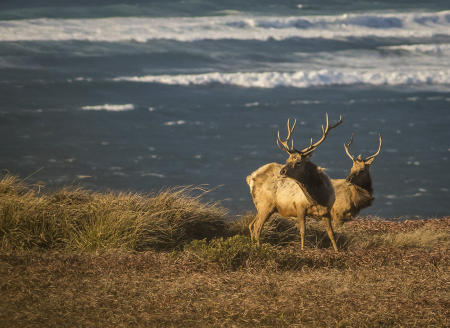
[81,104,134,111]
[379,43,450,55]
[141,172,165,178]
[112,69,450,88]
[0,11,448,42]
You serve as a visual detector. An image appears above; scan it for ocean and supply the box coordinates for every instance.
[0,0,449,218]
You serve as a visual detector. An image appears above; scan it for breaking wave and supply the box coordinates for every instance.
[112,69,450,88]
[81,104,134,111]
[0,10,449,42]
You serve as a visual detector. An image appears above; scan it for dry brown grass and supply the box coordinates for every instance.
[231,213,450,251]
[0,175,449,327]
[0,244,448,328]
[0,175,227,251]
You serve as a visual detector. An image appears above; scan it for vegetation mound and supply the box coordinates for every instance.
[0,175,227,251]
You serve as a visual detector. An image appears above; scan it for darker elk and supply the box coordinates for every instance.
[331,134,382,226]
[246,114,342,252]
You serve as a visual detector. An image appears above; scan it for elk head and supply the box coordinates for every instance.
[344,133,382,192]
[278,113,343,180]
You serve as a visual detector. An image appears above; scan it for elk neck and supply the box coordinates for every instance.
[346,169,373,194]
[287,160,333,207]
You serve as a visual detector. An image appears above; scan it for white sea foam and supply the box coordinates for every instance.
[0,11,449,42]
[164,120,186,126]
[290,99,323,104]
[112,69,450,88]
[141,172,165,178]
[81,104,134,111]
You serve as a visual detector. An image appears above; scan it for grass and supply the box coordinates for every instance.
[0,174,449,327]
[0,175,227,251]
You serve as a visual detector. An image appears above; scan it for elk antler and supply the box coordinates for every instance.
[299,113,343,156]
[277,118,297,154]
[365,134,382,162]
[344,133,355,161]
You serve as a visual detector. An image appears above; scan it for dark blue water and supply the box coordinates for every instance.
[0,1,449,218]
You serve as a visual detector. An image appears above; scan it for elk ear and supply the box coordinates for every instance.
[365,157,375,165]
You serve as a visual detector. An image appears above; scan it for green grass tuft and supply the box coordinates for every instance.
[186,235,277,270]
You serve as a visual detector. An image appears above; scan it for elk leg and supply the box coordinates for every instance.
[323,216,339,252]
[296,210,306,250]
[252,209,274,246]
[248,217,257,241]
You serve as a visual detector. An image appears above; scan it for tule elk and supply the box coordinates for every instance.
[246,114,342,252]
[331,134,382,226]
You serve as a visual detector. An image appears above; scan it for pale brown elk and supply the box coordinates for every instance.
[330,134,382,226]
[246,114,343,252]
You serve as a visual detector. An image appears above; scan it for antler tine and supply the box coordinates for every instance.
[286,118,296,140]
[276,132,288,153]
[277,118,297,154]
[344,133,355,161]
[300,113,343,155]
[365,134,383,161]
